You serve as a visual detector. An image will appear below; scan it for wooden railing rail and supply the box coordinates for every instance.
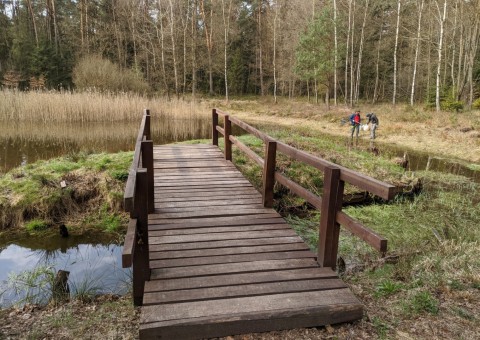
[122,109,153,306]
[212,108,395,268]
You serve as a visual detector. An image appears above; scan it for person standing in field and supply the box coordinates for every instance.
[366,112,379,139]
[349,110,361,140]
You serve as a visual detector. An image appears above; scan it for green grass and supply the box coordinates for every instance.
[0,151,132,231]
[403,291,439,316]
[25,219,49,232]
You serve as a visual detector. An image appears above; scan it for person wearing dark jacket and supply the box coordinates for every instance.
[349,110,361,140]
[366,113,379,139]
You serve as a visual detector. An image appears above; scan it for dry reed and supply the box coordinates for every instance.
[0,89,210,123]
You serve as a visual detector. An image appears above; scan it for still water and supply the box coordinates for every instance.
[0,232,130,307]
[0,116,211,173]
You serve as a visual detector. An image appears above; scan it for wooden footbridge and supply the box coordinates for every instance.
[122,109,396,339]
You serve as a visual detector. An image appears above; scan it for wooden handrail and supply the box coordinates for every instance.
[122,109,153,306]
[212,108,393,267]
[125,109,151,213]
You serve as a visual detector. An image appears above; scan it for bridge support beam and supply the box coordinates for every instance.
[132,169,150,306]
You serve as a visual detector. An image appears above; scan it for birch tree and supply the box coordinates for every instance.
[435,0,447,112]
[410,0,424,106]
[393,0,401,105]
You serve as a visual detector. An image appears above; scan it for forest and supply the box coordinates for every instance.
[0,0,479,110]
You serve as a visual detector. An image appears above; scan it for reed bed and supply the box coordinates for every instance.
[0,89,210,122]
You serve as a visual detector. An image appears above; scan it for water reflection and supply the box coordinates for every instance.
[0,116,211,173]
[0,237,130,307]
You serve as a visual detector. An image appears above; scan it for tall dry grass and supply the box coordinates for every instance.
[0,89,210,123]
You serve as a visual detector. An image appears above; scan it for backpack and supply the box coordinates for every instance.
[349,113,356,126]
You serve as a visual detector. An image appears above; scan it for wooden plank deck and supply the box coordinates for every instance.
[140,144,363,339]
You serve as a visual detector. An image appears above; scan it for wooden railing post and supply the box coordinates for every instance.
[131,169,150,306]
[212,109,218,146]
[141,140,154,213]
[262,139,277,208]
[144,109,151,140]
[224,115,232,161]
[318,166,344,269]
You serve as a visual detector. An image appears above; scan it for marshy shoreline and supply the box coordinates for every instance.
[1,91,479,339]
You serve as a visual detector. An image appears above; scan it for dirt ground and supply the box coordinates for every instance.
[2,288,478,339]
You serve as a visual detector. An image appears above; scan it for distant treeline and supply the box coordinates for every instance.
[0,1,479,109]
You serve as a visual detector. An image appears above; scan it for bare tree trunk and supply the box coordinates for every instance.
[450,0,458,99]
[191,0,197,98]
[456,0,466,100]
[25,0,38,47]
[112,3,123,67]
[333,0,338,106]
[355,0,368,103]
[168,0,179,96]
[435,0,447,112]
[199,0,214,95]
[273,1,278,104]
[258,0,264,96]
[181,1,190,96]
[467,8,480,108]
[393,0,401,105]
[349,0,356,107]
[222,0,232,102]
[373,20,383,104]
[411,0,424,106]
[345,0,352,105]
[157,0,170,97]
[49,0,59,53]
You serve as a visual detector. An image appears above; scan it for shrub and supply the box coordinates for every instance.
[72,55,149,93]
[441,99,463,112]
[473,98,480,109]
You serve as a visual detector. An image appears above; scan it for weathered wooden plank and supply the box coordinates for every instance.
[144,278,347,305]
[154,179,252,187]
[148,207,275,220]
[149,224,290,236]
[150,250,315,268]
[153,167,239,174]
[141,289,360,324]
[154,173,245,181]
[154,193,262,203]
[149,243,309,260]
[153,162,233,168]
[148,215,283,228]
[154,198,262,209]
[150,229,298,244]
[150,258,319,280]
[139,302,363,339]
[153,188,261,197]
[154,203,267,214]
[149,236,304,252]
[145,267,338,292]
[154,184,255,192]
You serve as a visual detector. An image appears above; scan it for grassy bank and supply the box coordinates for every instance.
[212,98,480,163]
[0,151,132,236]
[212,123,480,338]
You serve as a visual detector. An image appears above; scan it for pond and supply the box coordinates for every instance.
[0,232,129,307]
[0,115,212,173]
